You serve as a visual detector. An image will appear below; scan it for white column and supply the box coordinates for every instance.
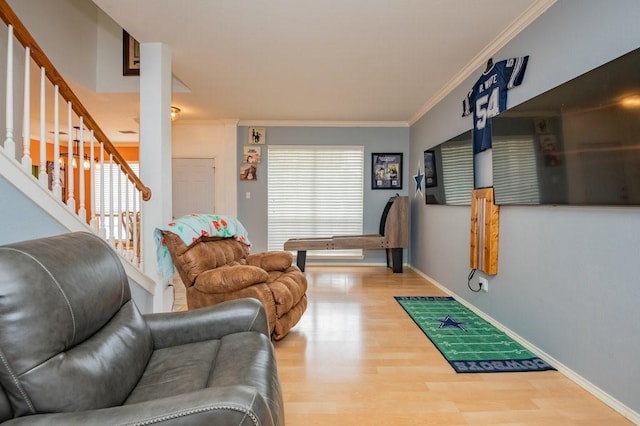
[139,42,173,312]
[221,120,239,217]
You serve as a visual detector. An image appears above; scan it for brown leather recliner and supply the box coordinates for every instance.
[161,230,308,340]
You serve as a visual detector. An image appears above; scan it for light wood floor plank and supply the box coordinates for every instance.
[173,266,631,425]
[273,266,631,425]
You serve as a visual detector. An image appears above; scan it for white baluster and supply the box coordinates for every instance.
[21,46,31,171]
[109,154,115,247]
[66,102,75,212]
[4,25,15,158]
[38,67,46,185]
[89,130,97,232]
[77,118,86,220]
[135,189,141,267]
[99,143,106,238]
[124,178,131,259]
[52,85,61,200]
[117,161,123,254]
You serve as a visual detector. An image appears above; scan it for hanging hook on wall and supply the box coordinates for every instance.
[485,58,494,72]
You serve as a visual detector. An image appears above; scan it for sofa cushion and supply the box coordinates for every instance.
[125,340,220,404]
[125,331,283,426]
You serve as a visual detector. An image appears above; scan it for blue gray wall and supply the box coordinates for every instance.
[237,126,409,265]
[0,176,153,313]
[410,0,640,415]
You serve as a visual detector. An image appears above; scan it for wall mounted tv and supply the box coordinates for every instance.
[491,47,640,206]
[424,130,473,206]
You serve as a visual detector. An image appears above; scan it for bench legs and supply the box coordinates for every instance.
[296,249,402,272]
[295,250,307,271]
[387,248,403,273]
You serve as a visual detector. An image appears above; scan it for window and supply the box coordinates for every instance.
[94,162,140,239]
[268,145,364,257]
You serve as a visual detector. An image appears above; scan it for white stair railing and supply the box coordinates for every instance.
[0,2,151,270]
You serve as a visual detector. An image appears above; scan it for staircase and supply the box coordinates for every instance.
[0,0,162,312]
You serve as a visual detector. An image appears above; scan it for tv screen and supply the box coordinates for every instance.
[491,47,640,206]
[425,130,473,206]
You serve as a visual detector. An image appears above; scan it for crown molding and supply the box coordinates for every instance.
[409,0,557,125]
[237,120,409,128]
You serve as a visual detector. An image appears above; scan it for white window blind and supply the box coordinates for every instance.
[441,139,474,205]
[492,137,540,204]
[268,145,364,257]
[94,162,140,238]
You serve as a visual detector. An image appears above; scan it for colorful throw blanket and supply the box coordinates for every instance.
[154,214,251,283]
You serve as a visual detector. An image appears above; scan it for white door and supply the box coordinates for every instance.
[172,158,215,219]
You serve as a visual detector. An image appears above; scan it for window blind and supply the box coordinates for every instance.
[268,145,364,257]
[94,162,140,214]
[94,162,140,239]
[441,139,474,205]
[492,137,540,204]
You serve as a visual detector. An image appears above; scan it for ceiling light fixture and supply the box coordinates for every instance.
[171,106,181,121]
[59,126,93,170]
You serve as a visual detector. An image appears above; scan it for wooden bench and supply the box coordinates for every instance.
[284,195,408,273]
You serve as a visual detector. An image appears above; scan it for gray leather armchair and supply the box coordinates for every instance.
[0,232,284,425]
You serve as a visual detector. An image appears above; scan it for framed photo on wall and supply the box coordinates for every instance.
[248,127,266,144]
[423,150,437,188]
[372,153,403,189]
[123,30,140,76]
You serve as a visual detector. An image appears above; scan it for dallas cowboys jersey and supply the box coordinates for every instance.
[463,56,529,154]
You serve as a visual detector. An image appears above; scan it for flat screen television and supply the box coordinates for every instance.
[425,130,473,206]
[491,47,640,206]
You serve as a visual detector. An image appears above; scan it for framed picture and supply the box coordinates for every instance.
[248,127,266,144]
[239,163,257,181]
[372,153,403,189]
[423,150,437,188]
[243,146,261,163]
[123,30,140,76]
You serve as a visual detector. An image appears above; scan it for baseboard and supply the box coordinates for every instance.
[408,265,640,424]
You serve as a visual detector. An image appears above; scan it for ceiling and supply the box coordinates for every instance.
[88,0,551,141]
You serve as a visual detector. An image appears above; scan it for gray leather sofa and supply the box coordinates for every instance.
[0,232,284,425]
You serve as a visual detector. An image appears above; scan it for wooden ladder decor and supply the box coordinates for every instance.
[470,187,499,275]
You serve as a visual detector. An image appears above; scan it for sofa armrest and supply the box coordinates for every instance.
[143,298,269,349]
[194,265,269,294]
[1,385,275,426]
[246,251,294,271]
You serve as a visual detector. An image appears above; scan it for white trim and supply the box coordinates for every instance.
[408,0,557,125]
[238,120,409,128]
[408,265,640,425]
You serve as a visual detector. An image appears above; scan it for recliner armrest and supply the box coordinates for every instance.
[1,385,274,426]
[144,298,269,349]
[246,251,294,271]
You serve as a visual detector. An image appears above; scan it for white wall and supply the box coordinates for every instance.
[410,0,640,417]
[172,121,238,217]
[8,0,98,90]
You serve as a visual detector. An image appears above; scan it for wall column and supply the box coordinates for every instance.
[139,42,173,312]
[221,119,239,217]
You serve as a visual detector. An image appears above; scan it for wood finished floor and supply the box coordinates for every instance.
[173,266,631,425]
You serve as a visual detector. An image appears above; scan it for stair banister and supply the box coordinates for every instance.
[0,0,151,201]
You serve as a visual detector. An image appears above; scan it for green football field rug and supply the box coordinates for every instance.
[394,296,555,373]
